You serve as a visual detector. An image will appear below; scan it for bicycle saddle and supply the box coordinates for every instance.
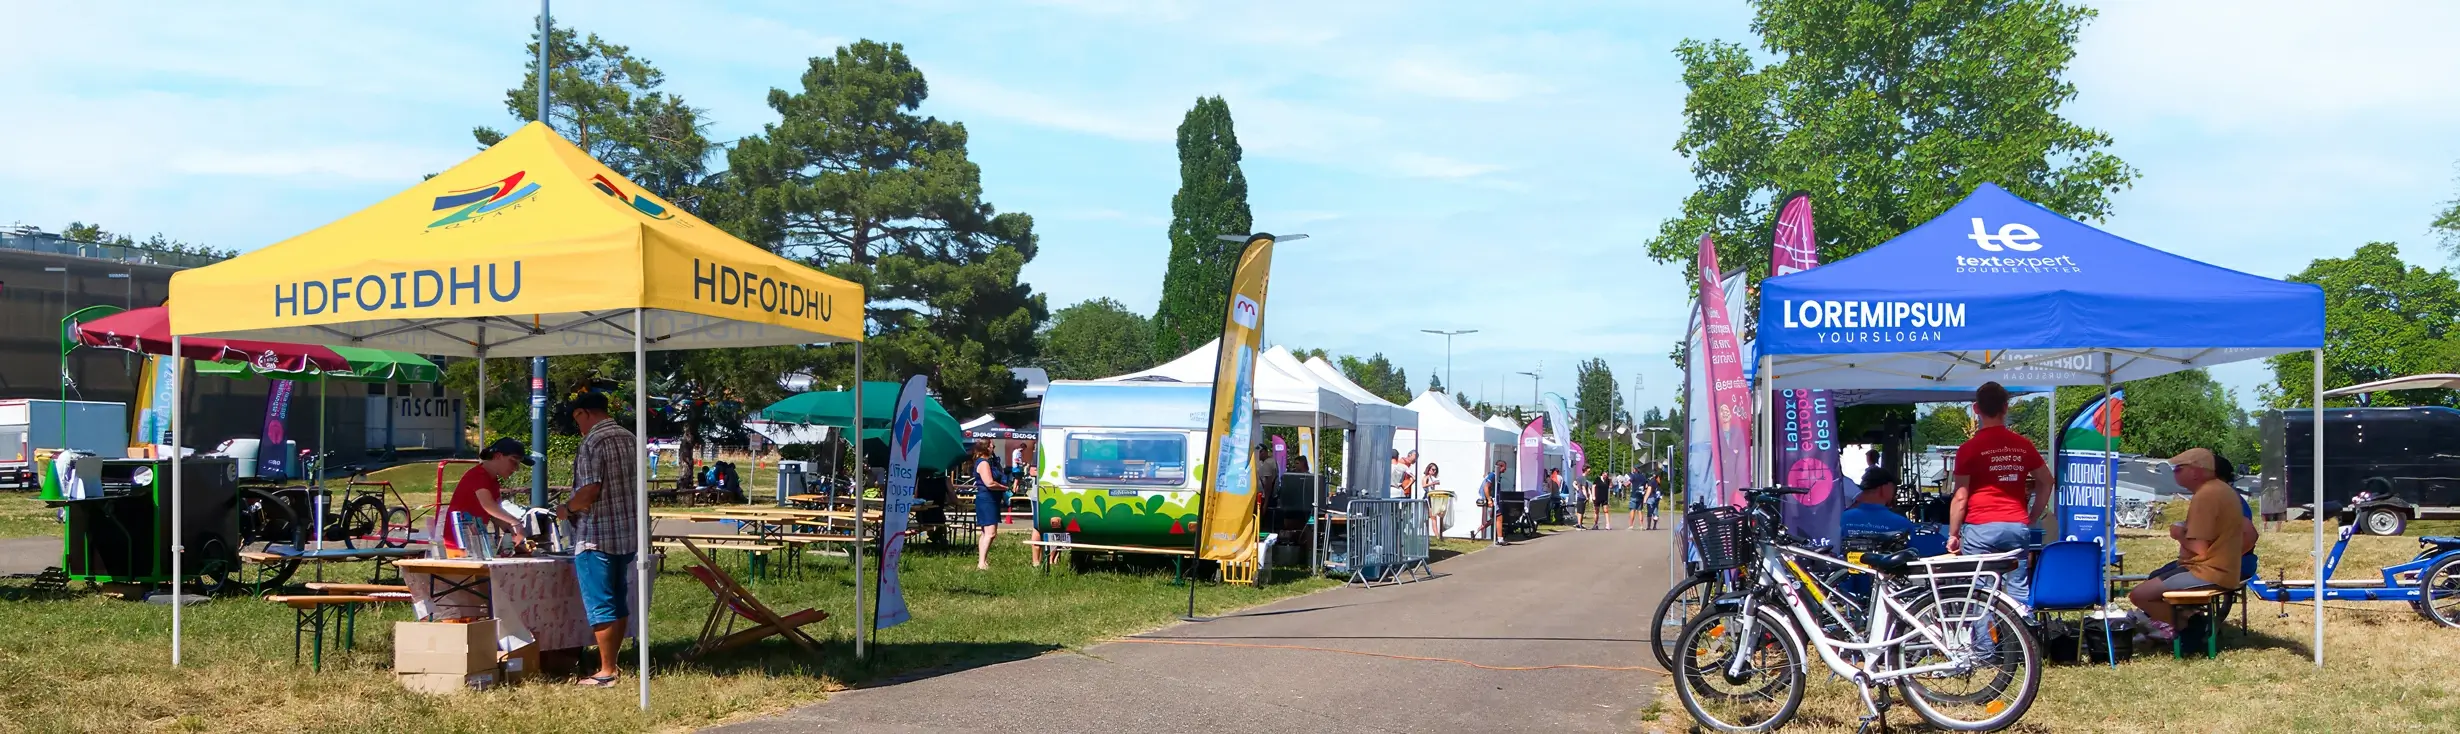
[1862,549,1921,576]
[1747,485,1811,497]
[2421,536,2460,552]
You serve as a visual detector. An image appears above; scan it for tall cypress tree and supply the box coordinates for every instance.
[1152,96,1253,358]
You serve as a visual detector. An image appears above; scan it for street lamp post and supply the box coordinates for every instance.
[1516,364,1541,415]
[1419,329,1476,393]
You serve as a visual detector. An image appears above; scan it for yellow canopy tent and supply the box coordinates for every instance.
[162,122,870,705]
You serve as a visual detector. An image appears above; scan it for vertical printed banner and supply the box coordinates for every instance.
[258,379,297,477]
[873,375,929,630]
[1197,234,1277,563]
[1543,393,1575,490]
[1696,236,1753,507]
[2057,390,2125,556]
[134,355,180,447]
[1294,428,1314,471]
[1768,193,1844,549]
[1518,418,1545,496]
[1270,436,1288,473]
[1683,273,1747,509]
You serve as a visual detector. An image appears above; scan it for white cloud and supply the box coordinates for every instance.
[1376,56,1537,102]
[926,73,1179,143]
[1387,152,1507,180]
[2074,2,2460,132]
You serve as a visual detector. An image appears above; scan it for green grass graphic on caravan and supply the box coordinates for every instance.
[1035,381,1212,549]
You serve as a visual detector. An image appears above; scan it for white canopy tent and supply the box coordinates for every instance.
[1295,354,1418,496]
[1403,391,1515,537]
[1104,339,1356,429]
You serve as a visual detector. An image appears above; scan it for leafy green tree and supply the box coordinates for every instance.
[57,222,235,261]
[1911,404,1973,448]
[2436,171,2460,260]
[719,40,1048,417]
[1652,0,2135,292]
[1335,353,1410,404]
[474,23,711,204]
[1037,298,1157,380]
[1152,97,1254,358]
[1572,358,1629,464]
[2265,243,2460,409]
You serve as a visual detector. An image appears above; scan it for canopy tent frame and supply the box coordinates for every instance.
[163,121,867,711]
[1751,183,2328,666]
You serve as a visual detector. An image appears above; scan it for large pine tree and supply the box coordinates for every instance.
[1152,96,1253,358]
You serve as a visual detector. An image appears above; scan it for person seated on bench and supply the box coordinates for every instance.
[443,438,536,556]
[2127,448,2250,642]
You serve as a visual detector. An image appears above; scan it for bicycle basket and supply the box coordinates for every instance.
[1684,505,1752,571]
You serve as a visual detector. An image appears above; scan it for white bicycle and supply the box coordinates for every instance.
[1673,487,2041,733]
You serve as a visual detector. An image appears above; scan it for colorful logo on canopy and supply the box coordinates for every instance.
[591,174,675,221]
[429,172,541,228]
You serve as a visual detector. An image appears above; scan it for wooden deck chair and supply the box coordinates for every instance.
[678,539,827,658]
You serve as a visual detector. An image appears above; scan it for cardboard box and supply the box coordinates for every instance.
[497,641,540,684]
[394,619,499,674]
[398,670,499,695]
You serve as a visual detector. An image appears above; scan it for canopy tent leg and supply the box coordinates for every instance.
[633,309,651,710]
[852,344,866,661]
[1758,355,1774,489]
[170,335,183,667]
[475,331,487,449]
[2099,369,2115,668]
[2312,348,2325,667]
[1314,413,1326,568]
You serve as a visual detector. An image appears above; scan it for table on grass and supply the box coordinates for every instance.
[397,556,647,651]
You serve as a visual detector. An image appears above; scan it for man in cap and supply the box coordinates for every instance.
[2125,447,2250,642]
[555,391,641,688]
[441,437,535,554]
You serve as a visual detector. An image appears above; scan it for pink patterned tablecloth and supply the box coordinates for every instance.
[404,556,613,652]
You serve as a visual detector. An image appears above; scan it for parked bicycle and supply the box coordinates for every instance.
[1672,486,2040,733]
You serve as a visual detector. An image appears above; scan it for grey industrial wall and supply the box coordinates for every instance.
[0,248,388,458]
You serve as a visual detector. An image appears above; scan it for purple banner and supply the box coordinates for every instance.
[1770,194,1844,548]
[258,379,295,478]
[1697,235,1753,506]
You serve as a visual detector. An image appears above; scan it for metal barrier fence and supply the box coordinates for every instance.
[1326,498,1432,587]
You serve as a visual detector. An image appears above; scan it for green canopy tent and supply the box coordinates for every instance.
[759,382,966,469]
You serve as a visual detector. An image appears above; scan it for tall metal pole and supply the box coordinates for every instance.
[530,0,552,507]
[169,334,182,666]
[852,344,867,660]
[2312,348,2325,667]
[632,308,650,709]
[1420,329,1476,393]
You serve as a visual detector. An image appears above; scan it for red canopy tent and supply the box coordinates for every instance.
[73,306,347,373]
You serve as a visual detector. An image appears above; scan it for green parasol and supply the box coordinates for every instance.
[759,381,967,468]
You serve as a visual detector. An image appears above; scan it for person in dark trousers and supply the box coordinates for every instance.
[969,442,1008,571]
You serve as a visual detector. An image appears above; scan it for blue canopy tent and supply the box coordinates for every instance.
[1754,183,2330,665]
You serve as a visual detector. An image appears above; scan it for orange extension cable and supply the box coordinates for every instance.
[1107,637,1670,674]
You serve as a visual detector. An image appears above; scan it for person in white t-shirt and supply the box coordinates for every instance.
[1390,450,1418,499]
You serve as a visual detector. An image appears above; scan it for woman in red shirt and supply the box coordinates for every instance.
[442,438,535,554]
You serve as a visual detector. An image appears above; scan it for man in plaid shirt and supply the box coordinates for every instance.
[556,391,639,688]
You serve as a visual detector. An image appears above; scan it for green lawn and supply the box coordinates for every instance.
[0,460,1361,732]
[1,493,57,538]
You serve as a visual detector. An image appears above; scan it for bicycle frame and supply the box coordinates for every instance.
[1723,541,2021,690]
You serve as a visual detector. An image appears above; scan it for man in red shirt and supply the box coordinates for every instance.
[442,437,535,555]
[1945,381,2051,605]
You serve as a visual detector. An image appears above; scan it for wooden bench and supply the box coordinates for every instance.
[2162,588,2227,659]
[1024,540,1197,581]
[655,540,781,580]
[265,594,396,670]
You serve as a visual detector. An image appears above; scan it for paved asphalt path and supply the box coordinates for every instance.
[712,525,1676,734]
[0,536,62,576]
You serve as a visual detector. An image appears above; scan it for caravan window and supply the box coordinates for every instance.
[1065,432,1189,486]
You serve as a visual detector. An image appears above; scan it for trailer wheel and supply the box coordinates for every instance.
[2416,555,2460,629]
[2362,507,2408,537]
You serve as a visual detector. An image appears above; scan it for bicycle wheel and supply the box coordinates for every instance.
[1651,573,1724,670]
[1895,592,2040,731]
[380,507,414,548]
[338,495,386,549]
[1673,605,1804,733]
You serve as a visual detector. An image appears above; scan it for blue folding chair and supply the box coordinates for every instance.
[2029,540,2116,666]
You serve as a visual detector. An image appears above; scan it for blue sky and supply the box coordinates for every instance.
[6,1,2459,417]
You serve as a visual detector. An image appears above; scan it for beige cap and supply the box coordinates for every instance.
[2166,447,2216,472]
